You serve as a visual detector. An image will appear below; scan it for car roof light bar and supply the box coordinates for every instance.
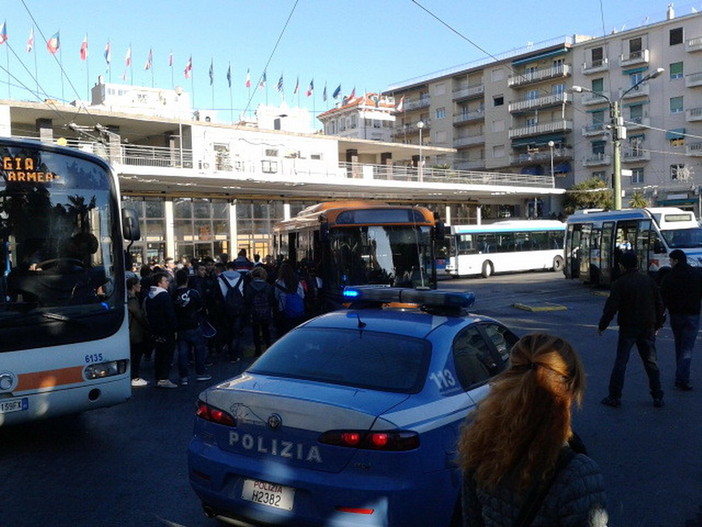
[342,286,475,308]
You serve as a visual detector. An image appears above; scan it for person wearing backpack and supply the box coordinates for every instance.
[173,269,212,385]
[218,261,246,362]
[245,266,274,356]
[274,261,306,338]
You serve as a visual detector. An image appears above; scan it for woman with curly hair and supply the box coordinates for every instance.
[458,333,608,526]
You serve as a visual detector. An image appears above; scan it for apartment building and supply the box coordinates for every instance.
[387,7,702,213]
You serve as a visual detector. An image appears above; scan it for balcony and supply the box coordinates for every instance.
[583,153,611,167]
[687,142,702,156]
[508,92,569,113]
[452,84,484,101]
[685,71,702,88]
[403,97,430,111]
[453,109,484,125]
[582,58,609,75]
[393,119,431,137]
[509,120,573,139]
[687,107,702,122]
[619,48,649,67]
[620,83,651,99]
[454,134,484,148]
[622,149,651,162]
[576,91,609,106]
[686,36,702,53]
[625,116,650,131]
[510,147,572,165]
[453,159,485,171]
[582,123,608,137]
[508,64,571,87]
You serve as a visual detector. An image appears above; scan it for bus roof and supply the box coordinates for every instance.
[451,219,565,234]
[567,207,698,229]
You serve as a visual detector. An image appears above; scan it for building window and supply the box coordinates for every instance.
[552,84,565,95]
[592,109,605,126]
[264,148,278,157]
[591,47,604,67]
[261,160,278,173]
[631,168,644,184]
[670,27,683,46]
[435,107,446,119]
[629,104,644,123]
[592,141,606,157]
[671,164,686,180]
[310,153,322,160]
[628,37,643,59]
[669,62,683,79]
[670,96,684,114]
[525,116,538,128]
[493,95,504,106]
[526,89,539,100]
[629,71,644,87]
[591,77,604,93]
[592,171,606,182]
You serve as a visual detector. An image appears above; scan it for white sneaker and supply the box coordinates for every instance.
[131,378,148,387]
[195,374,212,382]
[156,379,178,389]
[181,377,189,386]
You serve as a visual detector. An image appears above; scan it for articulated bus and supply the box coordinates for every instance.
[0,137,140,426]
[444,220,566,278]
[565,207,702,286]
[272,201,443,309]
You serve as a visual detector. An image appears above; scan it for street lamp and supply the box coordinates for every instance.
[417,120,425,182]
[175,85,184,168]
[548,140,555,185]
[571,67,664,210]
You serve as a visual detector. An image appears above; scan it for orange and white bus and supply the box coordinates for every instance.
[0,137,140,426]
[273,201,443,310]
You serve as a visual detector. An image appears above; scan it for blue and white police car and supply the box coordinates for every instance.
[188,286,519,527]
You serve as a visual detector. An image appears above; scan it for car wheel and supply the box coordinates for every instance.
[552,255,564,272]
[481,260,493,278]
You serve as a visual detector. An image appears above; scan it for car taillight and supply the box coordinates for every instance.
[319,430,419,451]
[196,401,236,426]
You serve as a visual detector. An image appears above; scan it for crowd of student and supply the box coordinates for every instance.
[126,249,323,388]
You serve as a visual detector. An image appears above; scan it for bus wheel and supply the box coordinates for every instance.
[481,261,494,278]
[552,255,565,272]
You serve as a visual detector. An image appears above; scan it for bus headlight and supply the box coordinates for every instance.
[84,360,129,379]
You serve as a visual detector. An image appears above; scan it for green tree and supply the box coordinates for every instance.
[628,191,648,208]
[562,178,613,215]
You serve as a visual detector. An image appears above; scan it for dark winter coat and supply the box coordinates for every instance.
[660,263,702,315]
[144,287,177,338]
[598,269,665,332]
[174,286,204,330]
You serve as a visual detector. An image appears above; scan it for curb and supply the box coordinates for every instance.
[512,302,567,312]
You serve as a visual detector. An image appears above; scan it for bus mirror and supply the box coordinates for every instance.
[122,208,141,242]
[319,221,329,242]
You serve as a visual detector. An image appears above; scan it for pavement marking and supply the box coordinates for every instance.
[512,302,567,312]
[592,291,609,297]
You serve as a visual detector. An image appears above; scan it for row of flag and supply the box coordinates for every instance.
[0,21,368,104]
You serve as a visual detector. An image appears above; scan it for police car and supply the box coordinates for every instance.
[188,286,519,527]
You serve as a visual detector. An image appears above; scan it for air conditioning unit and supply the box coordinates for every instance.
[193,110,216,122]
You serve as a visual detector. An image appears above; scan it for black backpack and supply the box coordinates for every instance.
[220,275,244,316]
[250,285,272,322]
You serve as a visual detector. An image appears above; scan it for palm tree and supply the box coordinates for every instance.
[628,191,648,208]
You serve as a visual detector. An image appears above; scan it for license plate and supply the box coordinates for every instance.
[242,479,295,511]
[0,398,28,414]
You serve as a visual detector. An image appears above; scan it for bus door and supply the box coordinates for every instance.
[599,222,615,285]
[578,224,592,283]
[635,220,654,273]
[565,224,581,279]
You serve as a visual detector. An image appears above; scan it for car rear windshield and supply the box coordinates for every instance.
[249,328,431,393]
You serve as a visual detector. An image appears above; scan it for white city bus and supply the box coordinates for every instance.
[444,220,565,278]
[564,207,702,286]
[0,137,140,426]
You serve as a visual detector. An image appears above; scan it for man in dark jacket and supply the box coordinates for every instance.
[598,251,665,408]
[144,271,178,389]
[660,249,701,391]
[174,269,212,386]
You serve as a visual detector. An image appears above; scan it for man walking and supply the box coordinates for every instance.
[660,249,701,391]
[598,252,666,408]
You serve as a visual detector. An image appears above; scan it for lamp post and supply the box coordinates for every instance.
[548,140,555,183]
[417,120,425,182]
[571,67,664,210]
[175,85,184,168]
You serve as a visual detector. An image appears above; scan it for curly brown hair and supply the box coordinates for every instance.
[457,333,585,493]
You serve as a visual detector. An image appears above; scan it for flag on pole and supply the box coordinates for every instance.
[184,56,192,78]
[26,27,33,53]
[323,82,327,101]
[125,45,131,67]
[209,59,214,85]
[259,70,266,89]
[245,68,251,88]
[306,79,314,97]
[80,34,88,60]
[332,84,341,99]
[276,73,283,93]
[396,95,405,112]
[226,64,231,88]
[47,32,60,54]
[168,51,173,67]
[348,87,356,100]
[293,77,299,95]
[144,49,153,70]
[104,40,111,65]
[0,22,8,45]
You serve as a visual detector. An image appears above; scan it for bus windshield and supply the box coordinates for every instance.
[328,225,434,289]
[0,147,121,330]
[660,227,702,249]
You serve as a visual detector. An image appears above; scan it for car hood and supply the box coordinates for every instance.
[198,373,411,473]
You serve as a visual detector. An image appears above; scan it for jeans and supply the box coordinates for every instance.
[224,315,245,360]
[669,314,699,385]
[251,317,271,355]
[154,335,176,381]
[608,326,663,400]
[177,327,208,379]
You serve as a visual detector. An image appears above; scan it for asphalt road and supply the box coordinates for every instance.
[1,271,700,527]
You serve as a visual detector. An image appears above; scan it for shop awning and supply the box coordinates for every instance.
[512,47,569,66]
[665,128,686,140]
[511,133,565,147]
[554,162,571,173]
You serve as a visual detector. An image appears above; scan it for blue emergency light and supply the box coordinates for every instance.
[342,286,475,308]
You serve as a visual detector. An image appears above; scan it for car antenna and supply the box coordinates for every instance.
[356,313,367,328]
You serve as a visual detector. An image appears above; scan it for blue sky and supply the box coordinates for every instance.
[0,0,697,122]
